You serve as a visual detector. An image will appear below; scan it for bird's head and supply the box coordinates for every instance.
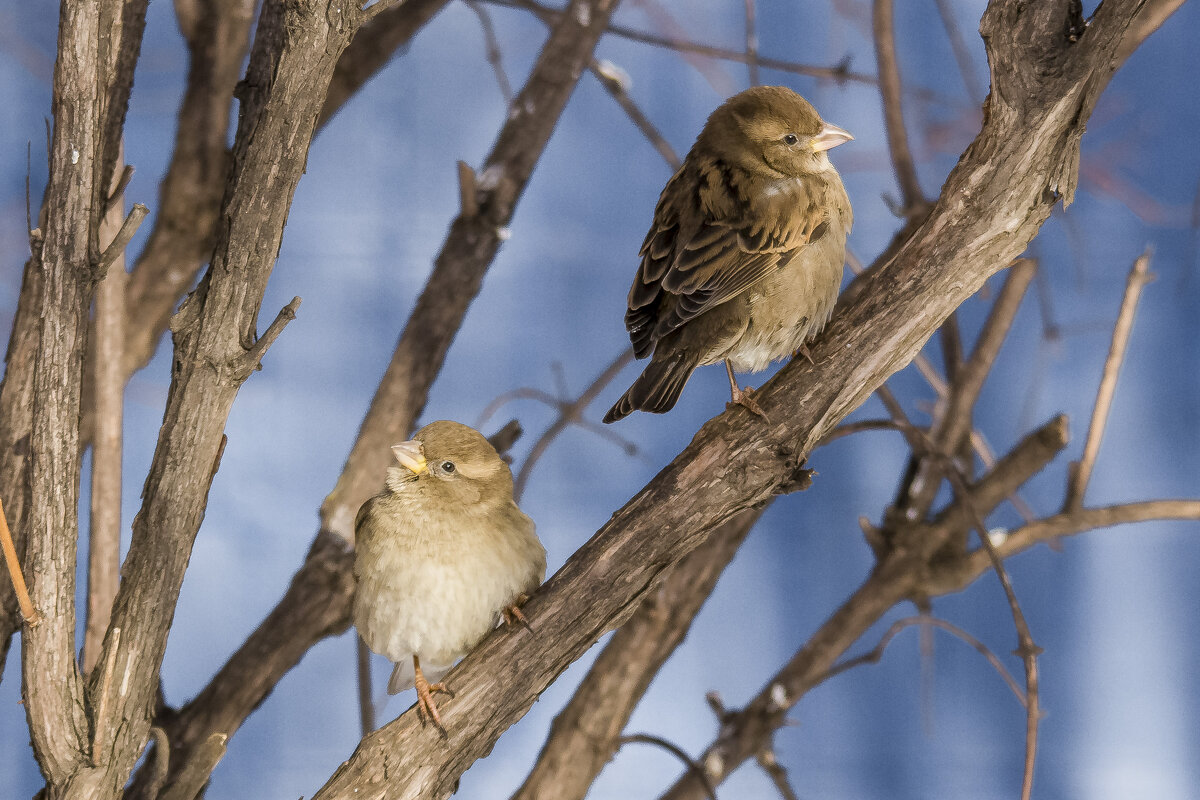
[387,420,515,508]
[700,85,852,179]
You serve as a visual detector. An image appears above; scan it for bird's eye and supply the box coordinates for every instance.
[783,133,799,145]
[441,461,456,473]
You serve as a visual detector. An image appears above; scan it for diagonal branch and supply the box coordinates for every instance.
[511,506,767,800]
[1064,249,1153,511]
[873,0,925,215]
[658,415,1071,800]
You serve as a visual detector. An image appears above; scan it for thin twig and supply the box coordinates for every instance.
[0,498,40,625]
[1065,249,1154,511]
[756,748,799,800]
[872,0,925,215]
[96,203,149,275]
[946,466,1041,800]
[742,0,759,86]
[821,615,1026,706]
[617,734,718,800]
[898,260,1037,520]
[514,349,635,500]
[863,387,1043,800]
[819,417,902,445]
[591,59,681,169]
[466,0,514,104]
[239,296,302,376]
[489,0,881,88]
[887,402,1042,800]
[933,0,984,102]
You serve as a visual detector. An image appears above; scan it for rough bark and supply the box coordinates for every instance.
[512,507,767,800]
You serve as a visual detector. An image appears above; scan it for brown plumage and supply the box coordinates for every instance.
[604,86,853,422]
[353,420,546,730]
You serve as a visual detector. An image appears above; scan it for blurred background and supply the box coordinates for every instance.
[1,1,1198,797]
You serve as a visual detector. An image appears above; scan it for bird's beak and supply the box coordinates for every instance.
[391,440,428,476]
[811,123,853,152]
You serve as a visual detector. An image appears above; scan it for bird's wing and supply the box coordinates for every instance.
[626,162,829,354]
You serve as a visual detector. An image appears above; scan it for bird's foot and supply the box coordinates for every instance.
[727,385,769,421]
[794,342,815,364]
[502,593,533,632]
[413,665,454,733]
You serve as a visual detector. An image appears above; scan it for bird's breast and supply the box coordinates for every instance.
[724,227,845,373]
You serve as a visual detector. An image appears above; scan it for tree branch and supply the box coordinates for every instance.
[22,0,108,781]
[65,1,365,795]
[511,507,766,800]
[659,415,1072,799]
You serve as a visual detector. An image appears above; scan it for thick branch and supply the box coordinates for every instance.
[512,507,766,800]
[72,2,364,796]
[660,415,1071,799]
[22,0,107,781]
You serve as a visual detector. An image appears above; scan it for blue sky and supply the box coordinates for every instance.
[2,1,1198,797]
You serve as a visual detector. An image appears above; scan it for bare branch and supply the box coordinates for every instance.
[591,60,681,169]
[617,734,717,800]
[756,748,799,800]
[512,508,763,800]
[96,203,148,275]
[22,0,108,779]
[490,0,881,88]
[823,616,1025,706]
[237,296,303,379]
[467,0,515,104]
[1064,250,1154,511]
[514,349,634,500]
[84,161,131,675]
[742,0,760,86]
[659,416,1071,800]
[873,0,925,215]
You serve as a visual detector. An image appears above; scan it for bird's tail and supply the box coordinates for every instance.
[603,352,699,423]
[387,659,416,695]
[387,657,453,695]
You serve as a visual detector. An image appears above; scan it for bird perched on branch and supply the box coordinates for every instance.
[353,420,546,730]
[604,85,853,423]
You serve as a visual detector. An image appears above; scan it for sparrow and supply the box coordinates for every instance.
[353,420,546,730]
[603,85,853,423]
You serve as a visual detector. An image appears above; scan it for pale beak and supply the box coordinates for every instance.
[811,123,853,152]
[391,440,428,475]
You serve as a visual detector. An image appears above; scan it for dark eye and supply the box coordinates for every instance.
[783,133,799,145]
[441,461,456,473]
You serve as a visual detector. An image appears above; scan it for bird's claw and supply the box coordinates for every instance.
[728,386,770,421]
[502,593,534,632]
[794,343,815,364]
[415,677,454,732]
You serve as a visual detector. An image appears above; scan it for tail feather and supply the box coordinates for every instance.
[603,352,699,422]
